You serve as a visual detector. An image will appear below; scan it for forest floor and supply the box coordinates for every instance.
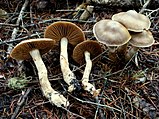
[0,0,159,119]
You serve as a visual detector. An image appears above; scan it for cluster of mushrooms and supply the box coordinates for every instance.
[93,10,155,62]
[10,10,154,108]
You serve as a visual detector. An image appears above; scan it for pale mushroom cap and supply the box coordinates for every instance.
[44,21,85,46]
[129,30,155,47]
[73,40,102,65]
[93,19,131,46]
[10,38,56,60]
[112,10,151,32]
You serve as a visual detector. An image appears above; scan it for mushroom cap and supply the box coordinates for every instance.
[112,10,151,32]
[10,38,56,60]
[44,21,85,46]
[129,30,155,47]
[93,19,131,47]
[73,40,102,65]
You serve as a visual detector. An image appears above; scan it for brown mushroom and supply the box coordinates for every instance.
[112,10,151,61]
[93,19,131,62]
[112,10,151,32]
[125,30,155,61]
[44,21,85,92]
[73,40,102,96]
[10,38,69,107]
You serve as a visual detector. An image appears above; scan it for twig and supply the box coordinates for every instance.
[127,95,134,119]
[56,9,84,12]
[147,8,159,17]
[7,0,29,54]
[5,2,21,23]
[68,93,122,112]
[0,33,43,45]
[94,97,100,119]
[94,89,105,119]
[25,99,85,119]
[118,89,126,119]
[139,0,152,14]
[29,4,33,24]
[61,106,86,119]
[0,23,19,27]
[37,18,96,24]
[1,19,95,31]
[119,53,137,77]
[11,87,32,119]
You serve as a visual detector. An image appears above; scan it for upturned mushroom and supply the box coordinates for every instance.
[10,38,69,107]
[73,40,102,96]
[112,10,151,32]
[44,21,85,92]
[125,30,155,61]
[93,19,131,62]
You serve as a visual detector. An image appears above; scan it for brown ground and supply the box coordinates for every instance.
[0,0,159,119]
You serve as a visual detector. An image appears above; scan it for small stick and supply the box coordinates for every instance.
[139,0,152,14]
[68,93,122,112]
[94,90,105,119]
[7,0,29,54]
[0,23,19,27]
[56,9,84,12]
[37,18,96,24]
[1,18,95,29]
[61,106,86,119]
[11,87,32,119]
[0,33,43,45]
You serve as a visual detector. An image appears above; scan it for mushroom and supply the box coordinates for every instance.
[93,19,131,62]
[112,10,151,57]
[112,10,151,32]
[10,38,69,107]
[44,21,85,92]
[73,40,102,96]
[125,30,155,61]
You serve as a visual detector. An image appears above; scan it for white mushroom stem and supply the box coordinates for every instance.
[82,51,92,82]
[29,49,69,107]
[60,37,77,92]
[82,51,100,96]
[125,46,139,61]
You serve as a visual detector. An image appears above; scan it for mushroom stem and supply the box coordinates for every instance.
[125,46,139,61]
[82,51,100,96]
[82,51,92,82]
[116,43,129,61]
[107,46,118,62]
[60,37,77,92]
[117,43,128,56]
[29,49,69,107]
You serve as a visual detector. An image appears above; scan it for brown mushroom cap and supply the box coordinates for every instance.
[93,19,131,46]
[129,30,155,47]
[112,10,151,32]
[44,21,85,46]
[10,38,56,60]
[73,40,102,65]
